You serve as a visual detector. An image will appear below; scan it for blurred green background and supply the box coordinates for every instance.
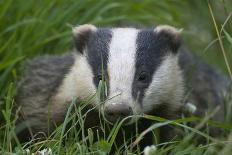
[0,0,231,97]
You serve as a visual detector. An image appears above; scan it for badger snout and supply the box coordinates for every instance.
[104,103,133,124]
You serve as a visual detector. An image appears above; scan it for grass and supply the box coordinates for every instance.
[0,0,232,154]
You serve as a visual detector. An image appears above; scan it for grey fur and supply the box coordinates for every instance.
[15,53,75,137]
[179,47,230,135]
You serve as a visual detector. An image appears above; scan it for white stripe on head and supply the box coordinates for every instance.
[107,28,139,111]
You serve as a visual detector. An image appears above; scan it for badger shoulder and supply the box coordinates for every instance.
[179,46,230,128]
[15,53,75,136]
[16,53,75,107]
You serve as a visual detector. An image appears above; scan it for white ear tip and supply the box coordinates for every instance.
[72,24,97,35]
[154,25,182,34]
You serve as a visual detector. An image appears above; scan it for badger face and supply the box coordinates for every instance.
[72,24,184,124]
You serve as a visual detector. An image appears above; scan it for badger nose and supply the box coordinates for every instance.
[104,103,132,123]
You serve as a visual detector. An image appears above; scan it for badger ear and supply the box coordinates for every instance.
[154,25,182,53]
[72,24,97,54]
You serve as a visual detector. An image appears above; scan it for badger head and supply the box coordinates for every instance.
[72,24,184,124]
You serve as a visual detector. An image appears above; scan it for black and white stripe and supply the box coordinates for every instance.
[84,26,182,114]
[86,28,112,87]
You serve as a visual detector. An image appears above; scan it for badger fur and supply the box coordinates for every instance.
[15,24,230,146]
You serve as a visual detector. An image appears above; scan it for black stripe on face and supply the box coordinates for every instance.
[86,28,112,88]
[132,29,174,104]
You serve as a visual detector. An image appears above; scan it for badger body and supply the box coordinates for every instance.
[16,25,229,145]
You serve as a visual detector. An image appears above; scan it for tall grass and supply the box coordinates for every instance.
[0,0,232,154]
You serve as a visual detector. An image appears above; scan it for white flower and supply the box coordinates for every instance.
[144,145,157,155]
[34,148,53,155]
[185,102,197,114]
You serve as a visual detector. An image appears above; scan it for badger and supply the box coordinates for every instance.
[15,24,230,147]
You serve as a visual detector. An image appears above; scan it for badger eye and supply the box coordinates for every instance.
[138,72,148,82]
[97,75,103,81]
